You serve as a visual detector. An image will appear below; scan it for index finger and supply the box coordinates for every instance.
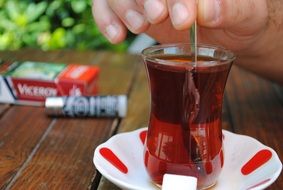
[167,0,197,30]
[142,0,169,24]
[92,0,127,43]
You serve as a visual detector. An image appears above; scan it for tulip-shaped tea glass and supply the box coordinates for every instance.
[142,44,235,189]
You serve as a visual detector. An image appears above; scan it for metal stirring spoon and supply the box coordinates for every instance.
[190,20,197,65]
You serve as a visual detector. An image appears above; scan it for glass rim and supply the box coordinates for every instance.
[141,43,236,65]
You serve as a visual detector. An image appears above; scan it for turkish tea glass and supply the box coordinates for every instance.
[142,44,235,189]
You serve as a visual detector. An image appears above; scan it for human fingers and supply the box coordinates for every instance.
[146,18,188,43]
[198,0,268,32]
[167,0,197,30]
[142,0,168,24]
[107,0,149,34]
[92,0,127,43]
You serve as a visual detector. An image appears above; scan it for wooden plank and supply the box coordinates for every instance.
[9,118,116,189]
[0,105,10,118]
[9,51,139,189]
[98,177,120,190]
[118,60,149,133]
[0,51,16,61]
[273,84,283,105]
[0,106,52,189]
[97,60,146,190]
[97,57,148,190]
[0,49,63,62]
[225,66,283,189]
[0,50,62,189]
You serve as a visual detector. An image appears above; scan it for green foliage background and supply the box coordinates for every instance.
[0,0,132,51]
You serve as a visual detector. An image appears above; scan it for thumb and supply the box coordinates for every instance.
[198,0,268,33]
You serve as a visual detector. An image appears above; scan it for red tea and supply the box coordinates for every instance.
[144,55,231,189]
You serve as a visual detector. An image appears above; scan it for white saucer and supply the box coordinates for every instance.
[93,128,282,190]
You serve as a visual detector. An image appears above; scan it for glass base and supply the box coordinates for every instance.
[152,180,217,190]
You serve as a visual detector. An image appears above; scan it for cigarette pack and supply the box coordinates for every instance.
[0,60,99,106]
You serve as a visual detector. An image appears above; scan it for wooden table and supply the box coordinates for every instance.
[0,49,282,190]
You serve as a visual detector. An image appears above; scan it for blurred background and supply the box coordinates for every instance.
[0,0,136,52]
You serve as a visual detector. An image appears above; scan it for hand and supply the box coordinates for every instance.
[92,0,268,50]
[92,0,283,83]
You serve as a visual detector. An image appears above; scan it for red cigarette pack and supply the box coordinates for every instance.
[0,60,99,106]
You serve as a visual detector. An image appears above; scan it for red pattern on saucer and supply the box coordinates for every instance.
[99,147,128,174]
[241,149,272,175]
[139,130,147,145]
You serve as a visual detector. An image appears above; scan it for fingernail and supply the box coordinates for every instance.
[144,0,165,22]
[125,10,145,31]
[199,0,220,23]
[105,24,119,42]
[172,2,189,27]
